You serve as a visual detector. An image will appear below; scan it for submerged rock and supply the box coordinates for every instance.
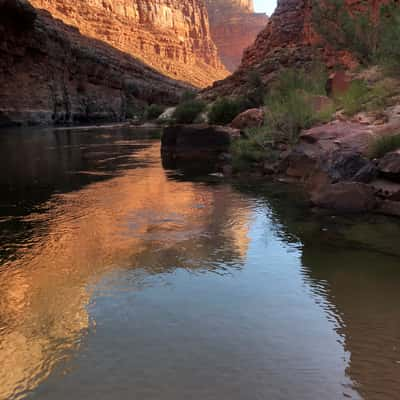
[311,182,377,213]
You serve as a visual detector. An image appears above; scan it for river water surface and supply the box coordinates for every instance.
[0,127,399,400]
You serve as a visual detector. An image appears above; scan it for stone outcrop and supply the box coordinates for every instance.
[311,182,377,212]
[30,0,229,87]
[231,108,265,130]
[204,0,268,71]
[161,124,240,170]
[0,0,189,126]
[280,104,400,215]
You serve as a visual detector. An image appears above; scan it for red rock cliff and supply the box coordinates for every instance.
[0,0,188,126]
[205,0,388,97]
[205,0,268,72]
[30,0,229,87]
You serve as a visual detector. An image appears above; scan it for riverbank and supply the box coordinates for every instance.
[160,68,400,218]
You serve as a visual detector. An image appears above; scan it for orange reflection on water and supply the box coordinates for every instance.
[0,143,251,400]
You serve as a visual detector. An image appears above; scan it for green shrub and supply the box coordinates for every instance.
[376,3,400,76]
[335,79,396,116]
[208,98,243,125]
[180,90,197,102]
[145,104,165,120]
[335,80,370,116]
[125,100,146,120]
[312,0,400,67]
[230,127,276,171]
[245,71,266,107]
[368,133,400,159]
[263,67,330,143]
[172,99,206,124]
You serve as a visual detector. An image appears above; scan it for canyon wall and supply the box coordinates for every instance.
[0,0,187,126]
[205,0,268,71]
[206,0,386,97]
[30,0,229,87]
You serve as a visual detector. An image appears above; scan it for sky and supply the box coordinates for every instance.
[254,0,277,15]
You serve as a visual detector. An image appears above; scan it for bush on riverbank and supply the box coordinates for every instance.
[229,67,335,171]
[335,77,398,116]
[145,104,165,120]
[208,97,246,125]
[172,99,206,124]
[368,133,400,159]
[264,67,332,143]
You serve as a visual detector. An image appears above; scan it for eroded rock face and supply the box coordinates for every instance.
[231,108,265,130]
[30,0,229,87]
[0,0,187,126]
[311,182,377,213]
[205,0,385,97]
[205,0,268,72]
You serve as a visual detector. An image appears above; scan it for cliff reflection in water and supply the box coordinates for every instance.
[0,130,251,400]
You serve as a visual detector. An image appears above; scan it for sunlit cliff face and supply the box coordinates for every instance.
[204,0,268,71]
[0,143,251,400]
[29,0,228,87]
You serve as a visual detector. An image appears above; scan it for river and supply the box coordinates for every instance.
[0,126,399,400]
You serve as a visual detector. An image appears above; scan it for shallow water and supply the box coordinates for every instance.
[0,127,399,400]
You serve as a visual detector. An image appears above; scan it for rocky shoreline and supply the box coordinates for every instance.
[160,101,400,218]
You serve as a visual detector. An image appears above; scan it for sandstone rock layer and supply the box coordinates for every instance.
[30,0,229,87]
[205,0,268,72]
[0,0,187,126]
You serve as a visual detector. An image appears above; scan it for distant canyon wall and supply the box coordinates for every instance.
[205,0,269,71]
[30,0,229,87]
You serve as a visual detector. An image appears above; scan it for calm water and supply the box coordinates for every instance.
[0,127,399,400]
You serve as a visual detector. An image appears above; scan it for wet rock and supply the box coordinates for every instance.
[161,124,240,161]
[311,182,377,213]
[328,151,372,182]
[352,162,378,183]
[376,200,400,217]
[377,150,400,181]
[231,108,265,130]
[371,179,400,200]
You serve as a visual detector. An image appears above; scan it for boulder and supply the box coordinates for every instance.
[231,108,265,130]
[311,182,377,213]
[326,71,352,97]
[371,179,400,200]
[157,107,176,122]
[377,150,400,181]
[161,124,240,160]
[376,200,400,217]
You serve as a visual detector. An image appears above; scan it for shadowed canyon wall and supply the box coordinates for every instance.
[0,0,188,126]
[205,0,268,71]
[30,0,229,87]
